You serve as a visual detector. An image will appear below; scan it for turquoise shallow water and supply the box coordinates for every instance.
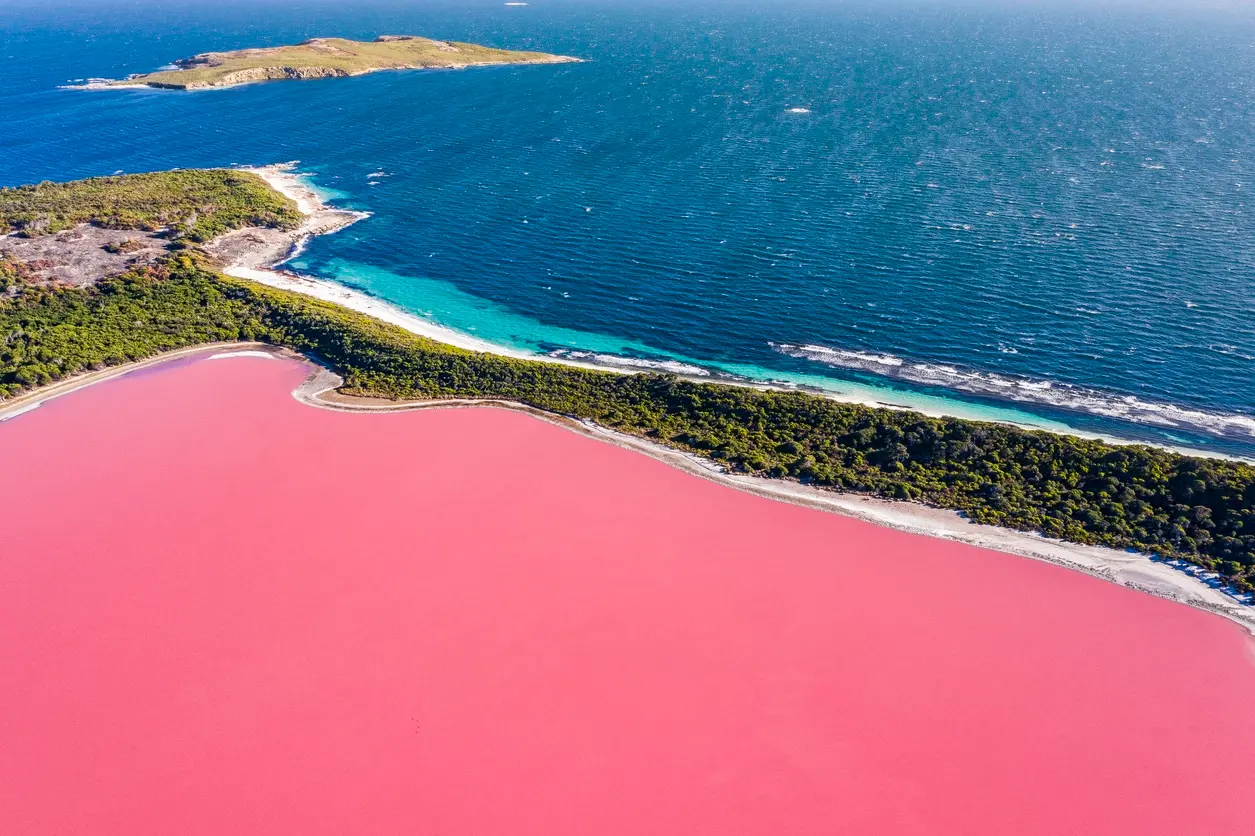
[3,0,1254,455]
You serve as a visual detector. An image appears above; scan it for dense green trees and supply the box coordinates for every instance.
[0,169,300,241]
[3,258,1253,591]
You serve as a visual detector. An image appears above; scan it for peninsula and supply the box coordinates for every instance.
[93,36,580,90]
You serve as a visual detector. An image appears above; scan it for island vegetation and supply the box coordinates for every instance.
[2,170,1253,593]
[95,36,579,90]
[0,169,300,241]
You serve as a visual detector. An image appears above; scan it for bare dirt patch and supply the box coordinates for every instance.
[0,225,168,285]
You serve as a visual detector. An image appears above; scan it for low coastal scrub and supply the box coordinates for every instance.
[0,169,300,242]
[2,259,1253,591]
[0,259,24,290]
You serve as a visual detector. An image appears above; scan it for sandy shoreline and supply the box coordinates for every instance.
[217,164,522,356]
[212,166,1254,465]
[3,341,1252,634]
[217,164,657,371]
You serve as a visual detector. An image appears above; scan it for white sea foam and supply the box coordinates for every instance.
[774,343,1255,440]
[551,350,710,377]
[780,346,903,369]
[1210,344,1255,361]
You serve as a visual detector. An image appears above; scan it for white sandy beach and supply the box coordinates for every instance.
[222,165,1254,465]
[222,165,614,364]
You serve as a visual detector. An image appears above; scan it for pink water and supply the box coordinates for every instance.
[2,353,1253,835]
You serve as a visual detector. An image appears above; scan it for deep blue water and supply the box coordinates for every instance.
[3,0,1254,455]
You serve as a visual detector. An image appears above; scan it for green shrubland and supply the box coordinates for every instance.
[0,169,300,241]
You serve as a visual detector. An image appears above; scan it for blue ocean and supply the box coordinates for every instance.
[3,0,1254,456]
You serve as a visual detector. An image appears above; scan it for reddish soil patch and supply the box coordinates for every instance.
[2,354,1253,835]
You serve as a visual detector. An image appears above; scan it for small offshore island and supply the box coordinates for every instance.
[86,35,579,90]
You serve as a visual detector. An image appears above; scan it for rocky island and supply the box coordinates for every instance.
[91,35,580,90]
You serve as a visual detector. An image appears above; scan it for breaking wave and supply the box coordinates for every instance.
[774,343,1255,440]
[549,350,710,377]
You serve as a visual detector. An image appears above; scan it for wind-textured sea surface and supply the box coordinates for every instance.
[3,0,1254,456]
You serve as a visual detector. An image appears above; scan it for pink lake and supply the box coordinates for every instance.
[2,353,1253,835]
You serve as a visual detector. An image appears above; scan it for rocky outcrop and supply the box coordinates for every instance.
[178,66,351,89]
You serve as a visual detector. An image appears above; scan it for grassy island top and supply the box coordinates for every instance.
[2,169,1254,595]
[104,35,580,90]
